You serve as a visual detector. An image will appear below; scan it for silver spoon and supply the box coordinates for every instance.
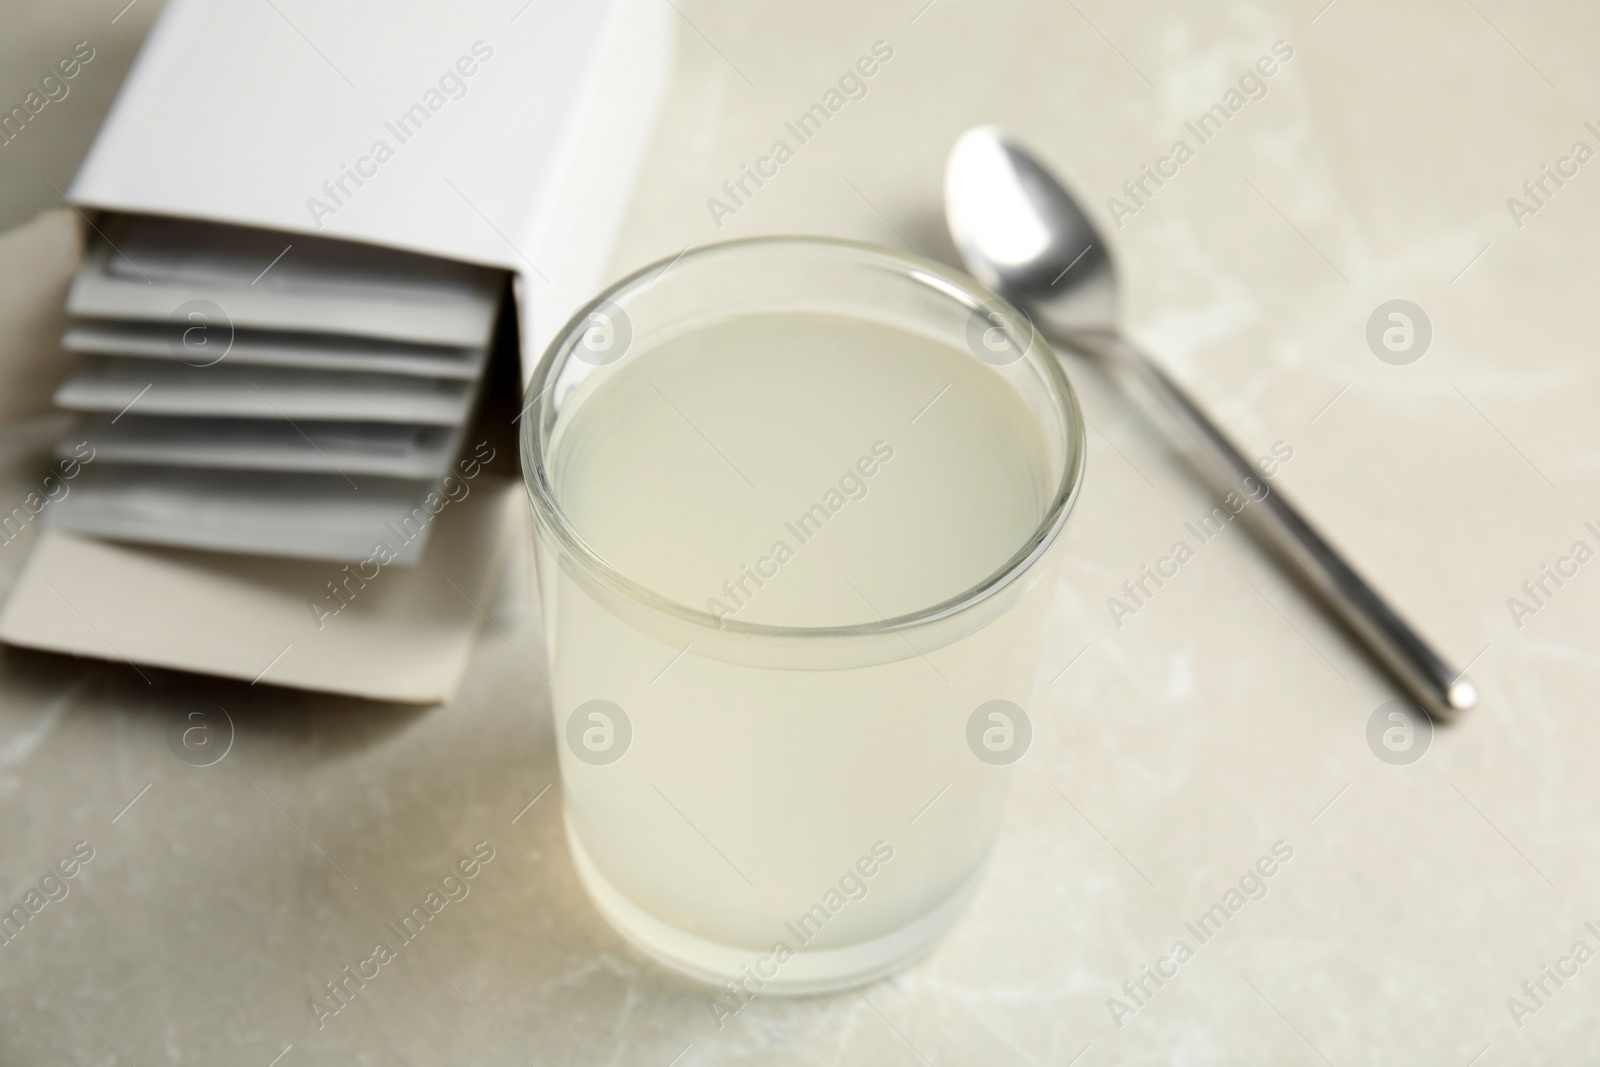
[945,125,1475,716]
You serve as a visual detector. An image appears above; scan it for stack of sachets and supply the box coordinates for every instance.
[47,214,507,563]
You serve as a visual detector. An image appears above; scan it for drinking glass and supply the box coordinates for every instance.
[520,237,1084,994]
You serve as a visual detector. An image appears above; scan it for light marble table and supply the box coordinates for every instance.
[4,1,1600,1063]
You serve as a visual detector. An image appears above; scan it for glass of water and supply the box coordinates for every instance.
[520,237,1084,995]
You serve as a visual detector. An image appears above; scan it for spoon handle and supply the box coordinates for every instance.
[1068,329,1475,716]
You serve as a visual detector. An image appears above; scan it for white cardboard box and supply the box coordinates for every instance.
[0,0,673,702]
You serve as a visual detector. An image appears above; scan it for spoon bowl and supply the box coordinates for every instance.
[945,125,1117,334]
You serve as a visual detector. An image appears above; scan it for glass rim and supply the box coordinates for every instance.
[519,235,1086,641]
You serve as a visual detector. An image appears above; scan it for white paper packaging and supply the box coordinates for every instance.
[0,0,674,702]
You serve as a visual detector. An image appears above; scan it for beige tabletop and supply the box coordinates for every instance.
[4,1,1599,1064]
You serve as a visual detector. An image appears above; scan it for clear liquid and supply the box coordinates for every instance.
[541,310,1061,988]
